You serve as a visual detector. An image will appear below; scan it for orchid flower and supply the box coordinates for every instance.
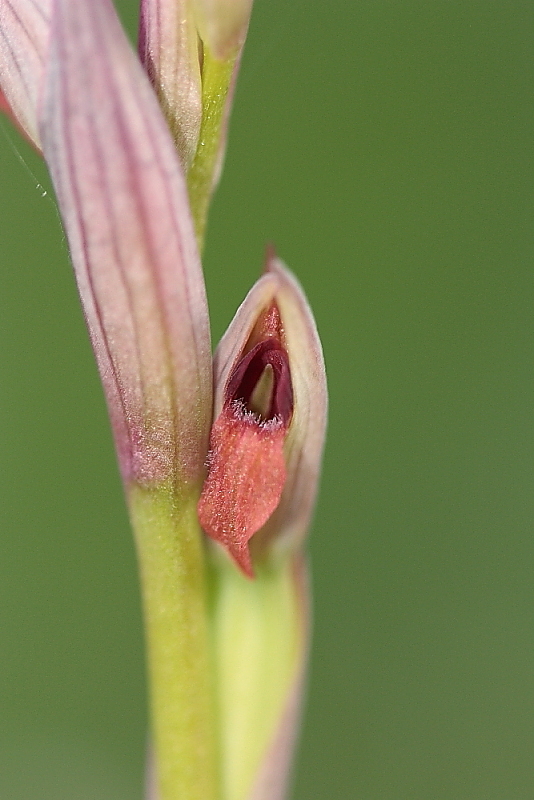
[0,1,327,799]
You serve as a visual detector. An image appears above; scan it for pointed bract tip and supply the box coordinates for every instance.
[0,0,51,150]
[191,0,253,60]
[0,90,30,143]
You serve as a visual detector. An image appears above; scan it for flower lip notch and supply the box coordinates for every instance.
[197,301,294,577]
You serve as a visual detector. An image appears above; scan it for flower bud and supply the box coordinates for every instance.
[38,0,212,489]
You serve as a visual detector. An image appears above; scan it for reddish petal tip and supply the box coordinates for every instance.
[228,540,254,580]
[197,404,287,578]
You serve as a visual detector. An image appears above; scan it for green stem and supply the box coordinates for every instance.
[129,484,219,800]
[187,50,236,252]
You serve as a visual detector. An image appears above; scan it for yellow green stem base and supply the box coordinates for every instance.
[129,484,307,800]
[129,484,219,800]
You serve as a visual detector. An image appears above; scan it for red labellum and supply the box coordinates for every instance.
[197,307,293,577]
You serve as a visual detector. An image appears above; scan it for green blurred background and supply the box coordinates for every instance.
[1,1,533,798]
